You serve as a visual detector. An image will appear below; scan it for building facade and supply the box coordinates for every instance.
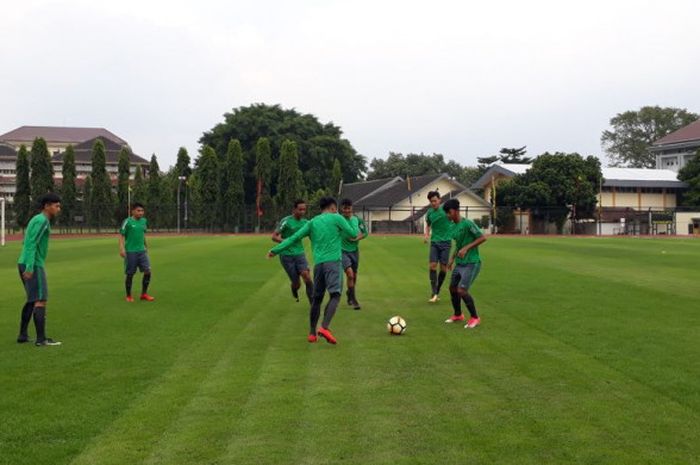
[651,119,700,172]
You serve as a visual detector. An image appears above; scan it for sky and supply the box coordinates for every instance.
[2,0,699,170]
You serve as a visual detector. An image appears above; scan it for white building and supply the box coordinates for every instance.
[651,119,700,172]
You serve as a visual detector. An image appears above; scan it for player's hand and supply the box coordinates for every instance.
[119,249,126,258]
[457,247,468,259]
[423,235,429,244]
[447,260,454,270]
[22,271,33,280]
[267,251,275,259]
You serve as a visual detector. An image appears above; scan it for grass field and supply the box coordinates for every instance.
[1,235,699,465]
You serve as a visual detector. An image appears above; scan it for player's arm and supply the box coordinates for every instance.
[424,217,431,243]
[119,219,128,257]
[271,221,284,243]
[338,214,360,241]
[268,221,310,257]
[456,224,486,259]
[21,219,42,277]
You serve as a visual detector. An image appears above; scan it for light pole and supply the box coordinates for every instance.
[177,176,186,234]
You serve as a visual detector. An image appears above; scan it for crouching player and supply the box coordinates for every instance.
[443,199,486,329]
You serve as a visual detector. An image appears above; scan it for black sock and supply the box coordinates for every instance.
[19,302,34,337]
[310,296,323,334]
[305,281,314,304]
[142,272,151,295]
[429,270,437,295]
[450,292,462,316]
[291,283,300,301]
[437,271,447,294]
[33,306,46,342]
[462,294,478,318]
[347,287,355,303]
[322,293,341,329]
[125,274,134,296]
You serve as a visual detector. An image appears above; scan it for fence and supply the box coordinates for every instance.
[2,202,699,237]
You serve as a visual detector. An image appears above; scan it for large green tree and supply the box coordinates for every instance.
[29,137,54,201]
[60,145,77,227]
[175,147,192,178]
[678,150,700,207]
[195,146,220,230]
[132,165,147,205]
[147,155,162,227]
[116,147,131,220]
[367,152,480,187]
[222,139,246,231]
[499,152,602,233]
[331,158,342,196]
[89,139,114,229]
[254,137,274,227]
[477,146,532,166]
[601,106,699,168]
[199,104,366,203]
[275,140,303,213]
[14,145,31,228]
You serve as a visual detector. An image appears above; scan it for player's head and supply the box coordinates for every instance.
[292,199,307,218]
[131,202,145,219]
[427,191,441,209]
[319,196,337,213]
[340,198,353,217]
[39,193,61,218]
[442,198,460,222]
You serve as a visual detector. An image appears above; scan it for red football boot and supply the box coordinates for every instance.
[140,294,155,302]
[317,327,337,345]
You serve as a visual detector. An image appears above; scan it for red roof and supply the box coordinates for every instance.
[653,119,700,146]
[0,126,127,146]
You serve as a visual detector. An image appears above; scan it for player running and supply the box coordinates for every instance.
[340,198,368,310]
[272,199,314,303]
[424,191,453,303]
[268,197,360,345]
[16,193,62,346]
[119,202,155,302]
[442,198,486,329]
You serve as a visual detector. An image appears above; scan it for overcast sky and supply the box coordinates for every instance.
[2,0,699,170]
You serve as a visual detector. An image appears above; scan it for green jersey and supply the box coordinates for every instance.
[120,217,148,252]
[17,213,51,273]
[427,207,453,243]
[452,218,483,265]
[341,215,368,252]
[271,212,357,265]
[275,215,309,256]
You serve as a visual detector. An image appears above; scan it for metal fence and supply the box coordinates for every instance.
[2,202,699,236]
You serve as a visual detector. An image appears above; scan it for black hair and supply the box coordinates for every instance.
[131,202,145,210]
[442,198,460,213]
[293,199,306,208]
[319,197,337,210]
[427,191,440,200]
[38,193,61,208]
[340,198,353,207]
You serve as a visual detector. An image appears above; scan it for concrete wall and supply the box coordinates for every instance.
[599,189,676,209]
[675,212,700,236]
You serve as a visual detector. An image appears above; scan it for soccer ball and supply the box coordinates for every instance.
[387,316,407,335]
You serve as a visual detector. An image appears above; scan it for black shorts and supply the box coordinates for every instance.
[279,254,310,282]
[342,251,359,273]
[430,241,451,265]
[313,261,343,298]
[450,263,481,290]
[18,264,48,303]
[124,251,151,274]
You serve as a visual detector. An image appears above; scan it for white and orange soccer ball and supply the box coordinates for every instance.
[387,316,407,335]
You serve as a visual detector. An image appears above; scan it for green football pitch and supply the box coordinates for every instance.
[1,235,699,465]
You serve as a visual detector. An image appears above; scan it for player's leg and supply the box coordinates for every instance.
[350,253,361,310]
[318,262,342,344]
[33,268,60,346]
[436,242,450,295]
[445,267,465,323]
[17,265,35,343]
[309,264,326,341]
[342,252,355,305]
[296,255,313,304]
[428,243,439,302]
[459,263,481,328]
[139,252,154,301]
[124,253,137,302]
[279,256,299,301]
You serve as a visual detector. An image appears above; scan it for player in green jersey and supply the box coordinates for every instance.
[268,197,360,345]
[119,203,155,302]
[340,198,368,310]
[424,191,453,303]
[443,198,486,329]
[272,200,314,303]
[16,193,62,346]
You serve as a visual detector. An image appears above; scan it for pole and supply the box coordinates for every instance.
[177,179,181,234]
[1,197,5,246]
